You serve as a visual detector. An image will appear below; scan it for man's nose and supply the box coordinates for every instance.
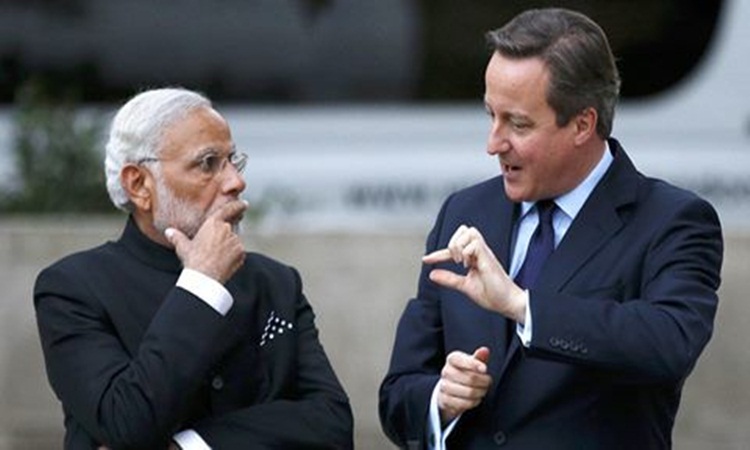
[221,162,246,194]
[487,125,511,155]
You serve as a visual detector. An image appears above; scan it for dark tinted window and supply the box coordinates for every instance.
[418,0,723,101]
[0,0,723,103]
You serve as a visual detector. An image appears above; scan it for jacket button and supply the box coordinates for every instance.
[493,430,507,446]
[211,375,224,391]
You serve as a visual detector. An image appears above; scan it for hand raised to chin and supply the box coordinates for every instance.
[165,200,248,284]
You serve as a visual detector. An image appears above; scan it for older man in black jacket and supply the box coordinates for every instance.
[35,88,353,449]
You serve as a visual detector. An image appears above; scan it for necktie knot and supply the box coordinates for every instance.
[536,200,556,228]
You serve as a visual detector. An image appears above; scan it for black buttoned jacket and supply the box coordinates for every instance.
[35,217,353,449]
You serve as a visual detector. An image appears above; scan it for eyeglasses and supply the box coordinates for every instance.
[138,151,248,177]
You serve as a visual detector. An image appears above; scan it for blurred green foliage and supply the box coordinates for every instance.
[0,80,114,213]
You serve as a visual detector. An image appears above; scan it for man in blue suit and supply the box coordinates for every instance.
[379,8,722,450]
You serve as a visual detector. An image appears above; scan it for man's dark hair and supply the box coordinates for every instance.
[486,8,621,139]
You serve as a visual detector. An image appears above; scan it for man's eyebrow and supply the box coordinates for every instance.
[503,110,531,121]
[193,146,234,159]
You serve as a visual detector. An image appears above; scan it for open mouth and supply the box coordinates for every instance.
[502,163,521,173]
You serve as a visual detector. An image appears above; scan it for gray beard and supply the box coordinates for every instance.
[151,174,242,239]
[152,167,247,239]
[152,182,205,238]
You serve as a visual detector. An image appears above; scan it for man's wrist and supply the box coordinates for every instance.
[506,285,529,323]
[173,429,210,450]
[176,268,233,315]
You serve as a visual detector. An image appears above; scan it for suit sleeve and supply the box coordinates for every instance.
[34,265,229,449]
[527,194,723,383]
[379,196,453,449]
[193,267,353,450]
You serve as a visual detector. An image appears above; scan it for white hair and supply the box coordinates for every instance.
[104,87,211,212]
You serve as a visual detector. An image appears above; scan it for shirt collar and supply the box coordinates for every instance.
[520,141,614,220]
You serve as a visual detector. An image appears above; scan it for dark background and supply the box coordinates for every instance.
[0,0,723,104]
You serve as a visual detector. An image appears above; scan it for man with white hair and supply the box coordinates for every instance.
[34,88,353,449]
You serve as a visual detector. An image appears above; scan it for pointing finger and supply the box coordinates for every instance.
[422,248,452,264]
[446,350,488,374]
[472,347,491,365]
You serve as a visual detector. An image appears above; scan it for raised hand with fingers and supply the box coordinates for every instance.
[437,347,492,423]
[165,200,248,284]
[422,225,527,322]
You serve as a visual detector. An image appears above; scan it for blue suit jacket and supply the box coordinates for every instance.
[379,139,723,449]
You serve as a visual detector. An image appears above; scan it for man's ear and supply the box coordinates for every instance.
[573,107,598,145]
[120,164,154,212]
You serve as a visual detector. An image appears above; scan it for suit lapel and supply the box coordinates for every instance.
[541,140,639,292]
[452,177,519,372]
[540,201,620,292]
[483,190,519,361]
[463,182,521,379]
[497,140,640,380]
[482,191,517,274]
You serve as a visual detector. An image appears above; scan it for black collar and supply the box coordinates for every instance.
[117,215,183,273]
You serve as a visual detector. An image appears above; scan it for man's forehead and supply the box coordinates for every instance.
[159,107,234,157]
